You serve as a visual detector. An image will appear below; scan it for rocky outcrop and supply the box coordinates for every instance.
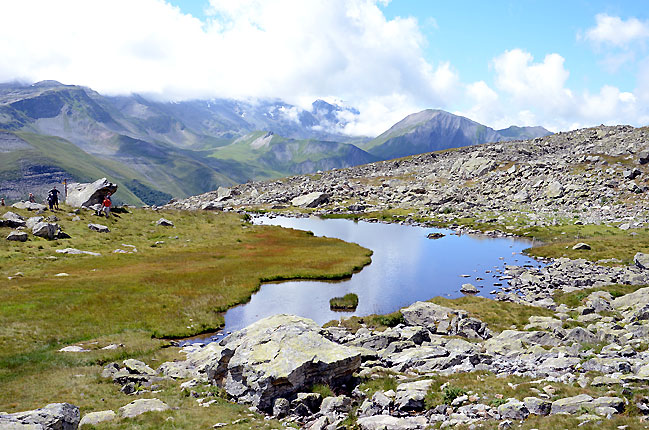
[65,178,117,208]
[175,314,361,411]
[291,192,329,208]
[0,403,80,430]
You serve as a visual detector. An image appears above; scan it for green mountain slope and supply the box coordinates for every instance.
[210,131,379,178]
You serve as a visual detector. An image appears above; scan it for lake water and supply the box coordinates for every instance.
[184,215,542,343]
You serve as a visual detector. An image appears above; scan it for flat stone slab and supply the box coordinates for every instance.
[118,399,169,418]
[88,223,110,233]
[56,248,101,256]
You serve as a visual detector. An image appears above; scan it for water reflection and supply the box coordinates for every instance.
[207,216,542,338]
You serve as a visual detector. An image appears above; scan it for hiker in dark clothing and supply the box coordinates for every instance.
[48,187,61,210]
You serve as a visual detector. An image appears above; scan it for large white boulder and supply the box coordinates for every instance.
[179,314,361,411]
[66,178,117,207]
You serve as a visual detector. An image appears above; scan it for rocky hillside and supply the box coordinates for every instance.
[171,124,649,229]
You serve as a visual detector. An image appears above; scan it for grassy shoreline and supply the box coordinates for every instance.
[0,205,371,414]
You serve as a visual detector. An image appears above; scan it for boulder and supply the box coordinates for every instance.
[545,181,564,198]
[523,397,551,416]
[357,415,429,430]
[634,253,649,270]
[460,283,479,294]
[66,178,117,207]
[0,403,80,430]
[612,286,649,310]
[32,222,61,240]
[26,216,44,229]
[550,394,593,414]
[394,379,433,411]
[184,314,361,411]
[639,150,649,165]
[291,192,330,208]
[6,231,28,242]
[572,243,591,250]
[88,223,110,233]
[2,211,26,228]
[79,410,116,426]
[11,201,47,211]
[498,400,529,420]
[156,218,174,227]
[117,398,169,418]
[401,301,456,329]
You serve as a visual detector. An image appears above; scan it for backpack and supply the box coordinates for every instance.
[103,198,112,207]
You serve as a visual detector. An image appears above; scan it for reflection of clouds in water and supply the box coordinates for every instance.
[232,217,542,330]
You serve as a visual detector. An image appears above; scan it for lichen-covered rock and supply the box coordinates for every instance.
[181,314,360,411]
[79,410,116,426]
[0,403,80,430]
[118,398,169,418]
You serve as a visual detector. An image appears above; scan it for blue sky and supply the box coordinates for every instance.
[1,0,648,135]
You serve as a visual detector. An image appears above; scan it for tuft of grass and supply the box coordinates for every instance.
[329,293,359,311]
[311,383,334,398]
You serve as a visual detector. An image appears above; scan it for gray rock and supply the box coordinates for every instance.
[498,400,529,420]
[6,231,28,242]
[291,192,330,208]
[183,314,360,411]
[545,181,564,198]
[319,395,352,417]
[460,283,479,294]
[117,398,169,418]
[639,150,649,164]
[565,327,597,344]
[25,217,44,229]
[634,253,649,270]
[66,178,117,207]
[88,223,109,233]
[0,403,80,430]
[32,222,61,240]
[55,248,101,256]
[572,242,591,250]
[524,397,551,416]
[2,211,26,228]
[394,379,433,411]
[122,359,155,376]
[11,201,47,211]
[79,410,116,426]
[357,415,429,430]
[156,218,174,227]
[550,394,593,414]
[272,398,290,418]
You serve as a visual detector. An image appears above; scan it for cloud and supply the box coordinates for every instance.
[0,0,460,136]
[584,13,649,47]
[458,49,648,132]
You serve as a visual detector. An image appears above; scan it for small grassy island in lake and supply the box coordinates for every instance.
[329,292,359,310]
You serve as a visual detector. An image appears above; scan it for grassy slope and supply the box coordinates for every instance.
[4,131,148,205]
[0,206,371,416]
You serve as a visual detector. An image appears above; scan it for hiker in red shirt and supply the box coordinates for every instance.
[100,192,112,217]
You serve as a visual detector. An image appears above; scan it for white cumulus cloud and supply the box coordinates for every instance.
[584,13,649,47]
[0,0,460,136]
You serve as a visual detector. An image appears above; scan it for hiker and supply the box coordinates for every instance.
[48,187,61,210]
[0,197,4,206]
[100,192,112,218]
[28,193,35,203]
